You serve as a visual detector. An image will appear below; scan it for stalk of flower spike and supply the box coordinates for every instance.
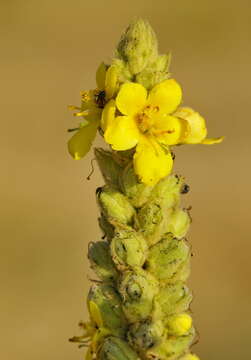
[68,19,223,360]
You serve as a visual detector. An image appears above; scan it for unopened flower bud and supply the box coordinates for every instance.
[88,241,118,282]
[128,319,164,352]
[88,284,126,337]
[145,328,195,360]
[136,53,171,90]
[154,282,192,318]
[111,228,148,270]
[120,163,154,208]
[119,269,159,322]
[167,313,192,336]
[116,19,158,75]
[97,186,135,225]
[95,148,122,188]
[99,336,140,360]
[166,208,191,239]
[144,234,190,283]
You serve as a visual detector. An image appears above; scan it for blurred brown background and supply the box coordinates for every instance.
[1,0,250,359]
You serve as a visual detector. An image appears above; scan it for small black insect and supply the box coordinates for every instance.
[181,184,190,194]
[171,151,176,160]
[95,90,106,108]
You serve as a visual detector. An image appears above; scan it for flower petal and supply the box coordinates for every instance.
[148,79,182,114]
[104,115,140,151]
[68,118,99,160]
[174,107,207,144]
[89,300,103,328]
[116,82,147,116]
[105,65,118,100]
[133,139,173,186]
[96,62,106,90]
[101,99,116,131]
[152,114,186,145]
[201,136,224,144]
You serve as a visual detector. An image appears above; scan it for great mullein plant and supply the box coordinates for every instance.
[68,19,223,360]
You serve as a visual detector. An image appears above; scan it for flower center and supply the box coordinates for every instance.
[136,105,159,134]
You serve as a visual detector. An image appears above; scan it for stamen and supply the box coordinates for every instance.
[68,105,81,111]
[73,110,89,117]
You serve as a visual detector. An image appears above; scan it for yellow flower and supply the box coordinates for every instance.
[102,80,223,185]
[68,63,118,160]
[70,300,111,360]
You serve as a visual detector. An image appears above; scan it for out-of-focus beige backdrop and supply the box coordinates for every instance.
[1,0,250,359]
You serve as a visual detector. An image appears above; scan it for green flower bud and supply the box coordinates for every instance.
[95,148,122,189]
[120,163,154,208]
[112,58,133,83]
[119,269,159,322]
[136,53,171,90]
[128,319,164,352]
[88,284,127,337]
[154,282,192,318]
[97,186,136,226]
[166,209,191,239]
[116,19,158,75]
[138,175,185,245]
[111,228,148,271]
[145,234,190,283]
[145,328,195,360]
[151,174,184,208]
[88,241,118,282]
[98,337,140,360]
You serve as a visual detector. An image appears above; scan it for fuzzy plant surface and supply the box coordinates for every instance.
[67,19,223,360]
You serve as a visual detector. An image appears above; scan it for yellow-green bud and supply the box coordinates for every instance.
[98,337,140,360]
[154,282,192,318]
[166,313,192,336]
[128,319,164,352]
[88,284,126,337]
[120,163,154,208]
[95,148,122,189]
[97,186,136,225]
[116,19,158,75]
[145,234,190,283]
[111,228,148,270]
[166,208,191,239]
[145,328,195,360]
[136,53,171,90]
[119,269,159,322]
[138,175,186,245]
[88,241,118,282]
